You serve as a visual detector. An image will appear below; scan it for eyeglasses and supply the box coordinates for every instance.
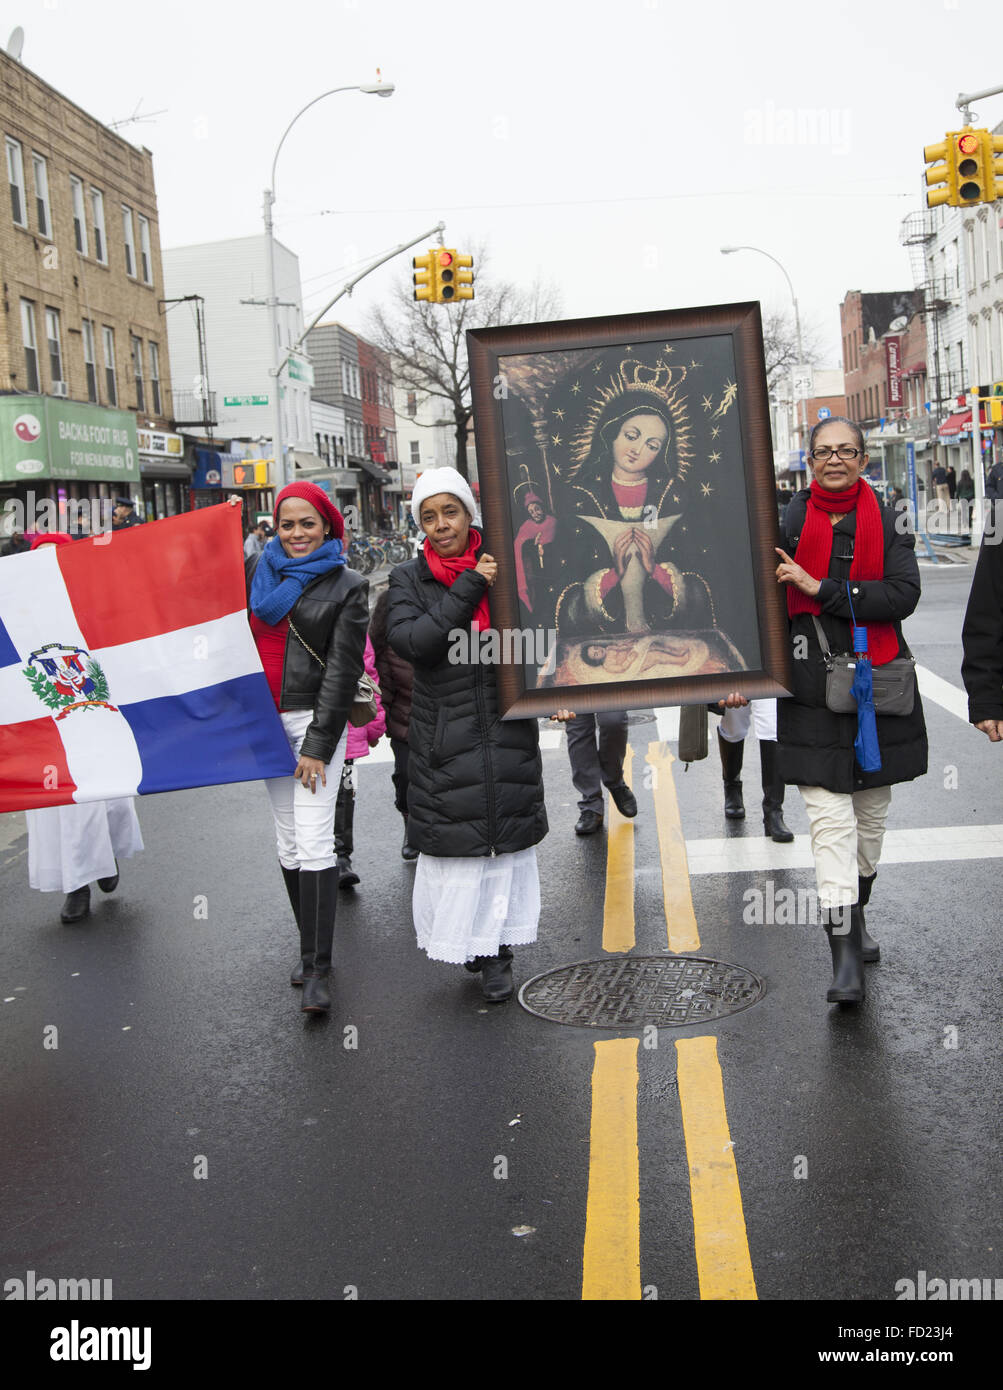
[810,446,861,462]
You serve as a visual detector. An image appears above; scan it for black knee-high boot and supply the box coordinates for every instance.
[822,905,865,1004]
[300,866,340,1013]
[759,740,793,842]
[334,780,359,888]
[281,865,311,987]
[858,872,880,962]
[718,731,745,818]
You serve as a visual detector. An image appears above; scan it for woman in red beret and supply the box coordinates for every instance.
[243,482,369,1014]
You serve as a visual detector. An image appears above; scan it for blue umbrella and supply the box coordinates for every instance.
[848,591,881,771]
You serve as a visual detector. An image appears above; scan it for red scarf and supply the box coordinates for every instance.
[787,479,898,666]
[423,528,491,631]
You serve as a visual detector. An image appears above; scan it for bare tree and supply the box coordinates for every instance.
[761,307,825,394]
[368,245,562,477]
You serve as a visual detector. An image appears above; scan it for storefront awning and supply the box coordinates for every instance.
[939,410,971,438]
[356,458,395,483]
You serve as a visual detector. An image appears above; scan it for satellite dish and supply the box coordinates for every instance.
[6,26,24,61]
[888,316,908,333]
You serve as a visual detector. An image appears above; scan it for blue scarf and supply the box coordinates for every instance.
[249,536,346,625]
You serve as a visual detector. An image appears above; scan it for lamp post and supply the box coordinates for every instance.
[264,79,394,487]
[721,245,806,475]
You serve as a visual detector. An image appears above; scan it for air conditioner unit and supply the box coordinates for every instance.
[52,381,69,398]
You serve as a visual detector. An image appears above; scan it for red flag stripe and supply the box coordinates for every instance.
[0,715,77,812]
[57,505,245,651]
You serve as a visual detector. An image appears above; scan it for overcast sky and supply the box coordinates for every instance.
[12,0,1002,368]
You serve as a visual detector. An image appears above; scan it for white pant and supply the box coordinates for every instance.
[797,784,893,911]
[719,699,777,742]
[263,710,347,871]
[27,798,144,893]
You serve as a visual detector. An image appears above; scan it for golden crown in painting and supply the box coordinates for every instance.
[567,357,694,481]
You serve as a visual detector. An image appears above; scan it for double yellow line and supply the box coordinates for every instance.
[582,739,757,1301]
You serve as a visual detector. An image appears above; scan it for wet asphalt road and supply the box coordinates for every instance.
[0,556,1000,1329]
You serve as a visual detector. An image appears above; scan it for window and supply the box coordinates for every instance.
[102,326,117,405]
[410,440,420,467]
[137,215,153,284]
[45,309,63,385]
[148,341,161,413]
[406,391,417,417]
[20,300,39,391]
[32,154,50,237]
[130,334,144,409]
[82,319,98,402]
[122,206,136,277]
[70,176,88,255]
[91,188,106,263]
[6,137,25,226]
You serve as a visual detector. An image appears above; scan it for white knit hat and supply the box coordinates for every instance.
[410,467,480,526]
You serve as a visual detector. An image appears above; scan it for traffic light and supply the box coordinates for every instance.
[436,249,456,301]
[413,250,435,302]
[924,128,1003,208]
[454,252,474,301]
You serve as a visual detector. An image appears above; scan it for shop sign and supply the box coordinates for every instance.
[137,428,184,457]
[0,396,139,483]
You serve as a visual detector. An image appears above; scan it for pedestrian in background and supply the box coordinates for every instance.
[242,483,368,1014]
[961,527,1003,742]
[712,697,793,842]
[1,529,29,556]
[957,470,975,529]
[334,634,386,889]
[369,586,418,860]
[775,417,927,1005]
[386,467,572,1002]
[111,497,140,531]
[244,520,269,559]
[565,711,636,834]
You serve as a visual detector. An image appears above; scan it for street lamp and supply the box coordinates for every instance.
[720,245,806,475]
[264,79,395,486]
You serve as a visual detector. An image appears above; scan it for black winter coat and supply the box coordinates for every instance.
[961,534,1003,723]
[369,586,414,743]
[385,553,548,857]
[246,554,369,763]
[776,490,928,793]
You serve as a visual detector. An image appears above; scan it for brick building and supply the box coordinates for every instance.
[0,49,179,532]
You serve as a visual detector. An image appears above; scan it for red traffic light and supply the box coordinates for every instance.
[437,251,454,268]
[958,132,979,155]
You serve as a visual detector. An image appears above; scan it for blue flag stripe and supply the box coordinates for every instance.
[0,614,20,670]
[119,673,297,794]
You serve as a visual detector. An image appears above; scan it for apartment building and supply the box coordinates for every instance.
[0,48,178,528]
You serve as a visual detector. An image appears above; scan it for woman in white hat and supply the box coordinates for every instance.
[386,468,571,1000]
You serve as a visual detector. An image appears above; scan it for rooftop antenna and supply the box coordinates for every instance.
[6,26,24,62]
[107,98,168,131]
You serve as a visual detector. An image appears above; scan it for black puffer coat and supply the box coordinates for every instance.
[385,552,548,857]
[776,489,928,793]
[246,553,369,763]
[961,535,1003,722]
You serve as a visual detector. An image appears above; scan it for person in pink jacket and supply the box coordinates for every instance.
[335,634,386,888]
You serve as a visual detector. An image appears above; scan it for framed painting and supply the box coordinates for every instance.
[466,301,793,719]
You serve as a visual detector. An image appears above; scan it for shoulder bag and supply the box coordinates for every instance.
[811,591,916,717]
[287,618,380,727]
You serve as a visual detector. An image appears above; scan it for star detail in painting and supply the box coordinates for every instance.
[709,451,721,464]
[553,408,565,421]
[551,434,562,446]
[570,382,581,394]
[702,395,713,412]
[701,482,714,498]
[663,344,675,354]
[690,359,701,370]
[711,425,721,438]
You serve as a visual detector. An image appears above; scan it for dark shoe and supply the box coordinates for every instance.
[281,865,310,987]
[823,905,865,1004]
[96,861,119,893]
[575,809,603,835]
[338,856,360,890]
[760,741,793,841]
[464,957,486,974]
[608,782,638,818]
[718,731,745,818]
[480,952,514,1002]
[401,841,419,862]
[300,866,339,1013]
[60,885,90,924]
[858,872,880,963]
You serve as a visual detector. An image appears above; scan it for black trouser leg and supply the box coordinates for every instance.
[858,872,880,962]
[760,739,793,842]
[718,730,745,818]
[282,864,310,986]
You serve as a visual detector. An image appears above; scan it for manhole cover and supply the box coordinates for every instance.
[518,956,765,1028]
[627,711,656,725]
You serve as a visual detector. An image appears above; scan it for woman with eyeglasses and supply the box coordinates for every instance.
[773,417,928,1005]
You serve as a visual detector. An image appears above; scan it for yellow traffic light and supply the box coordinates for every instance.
[924,135,957,208]
[453,252,474,301]
[955,129,985,204]
[413,250,435,302]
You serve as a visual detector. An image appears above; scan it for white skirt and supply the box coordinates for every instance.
[26,798,144,893]
[412,847,541,964]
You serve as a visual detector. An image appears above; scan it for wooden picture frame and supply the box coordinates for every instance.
[466,301,793,719]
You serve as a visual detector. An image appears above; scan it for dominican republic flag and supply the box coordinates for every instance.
[0,504,296,813]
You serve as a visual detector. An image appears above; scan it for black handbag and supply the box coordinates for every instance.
[811,615,916,717]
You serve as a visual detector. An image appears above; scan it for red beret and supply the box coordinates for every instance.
[273,482,344,540]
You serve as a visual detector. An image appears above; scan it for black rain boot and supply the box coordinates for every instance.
[858,872,880,963]
[335,780,360,889]
[718,731,745,819]
[480,945,514,1002]
[401,812,418,862]
[300,866,340,1013]
[822,905,865,1004]
[282,864,311,987]
[760,740,793,843]
[96,860,119,893]
[60,885,91,924]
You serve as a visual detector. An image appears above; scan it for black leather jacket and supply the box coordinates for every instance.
[246,554,369,763]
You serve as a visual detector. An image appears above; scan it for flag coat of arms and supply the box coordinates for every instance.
[0,505,296,813]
